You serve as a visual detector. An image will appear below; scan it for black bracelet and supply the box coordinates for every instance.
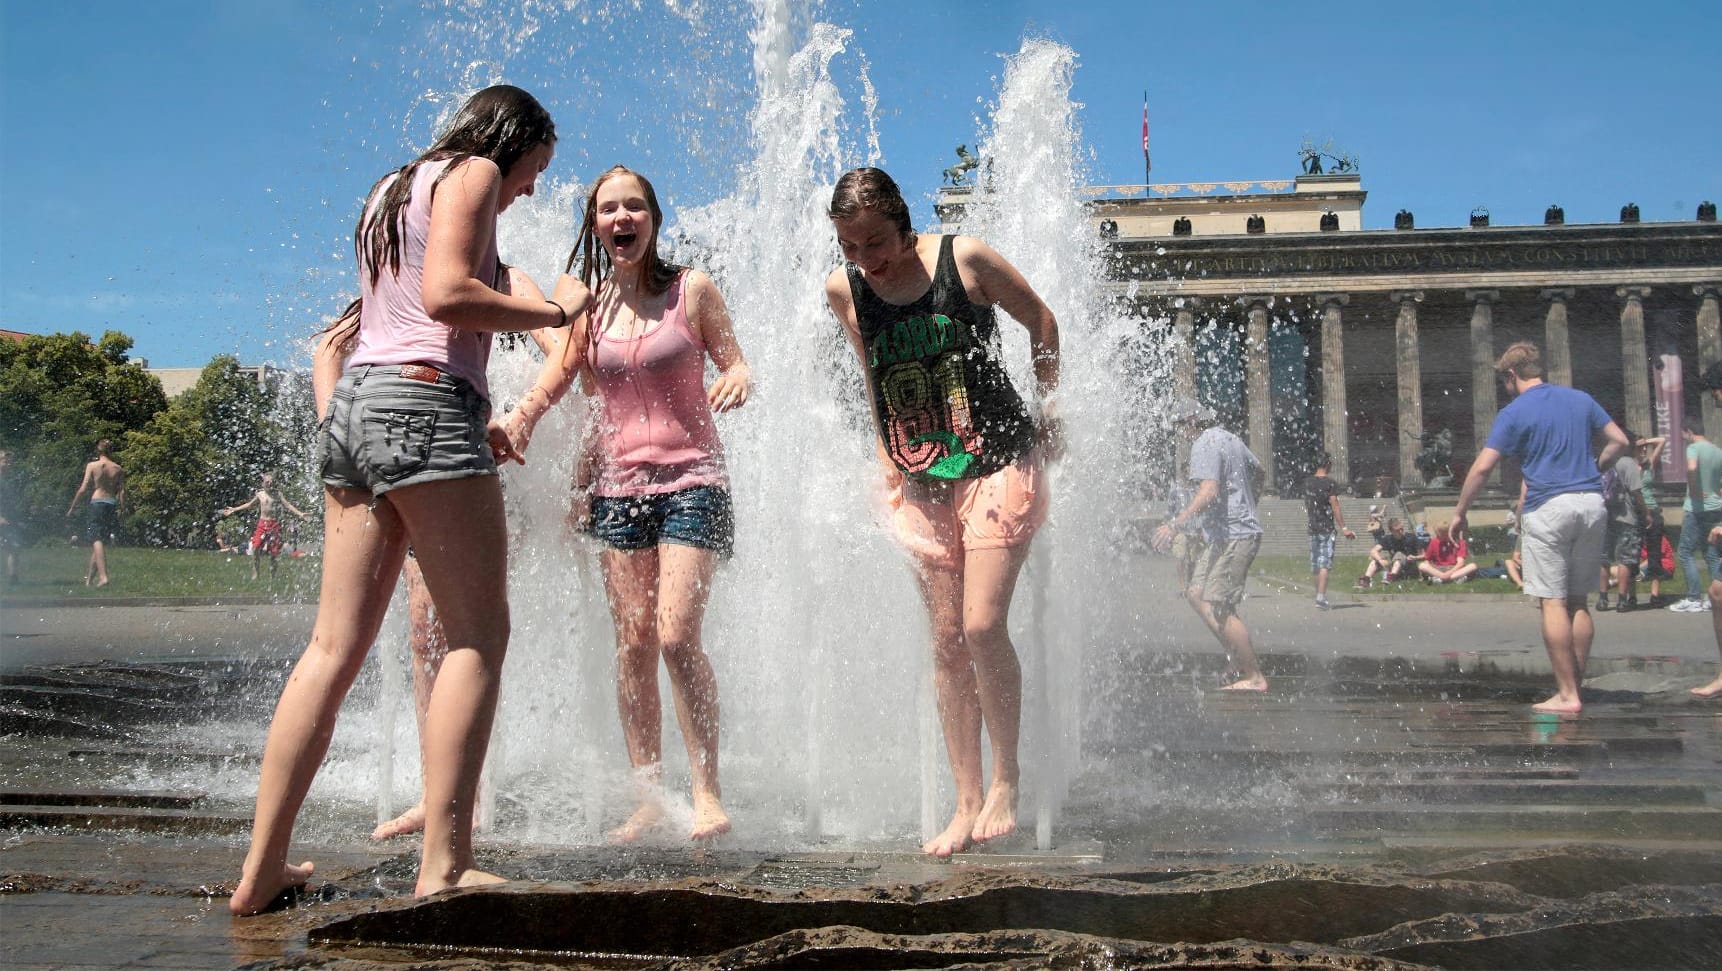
[546,300,568,328]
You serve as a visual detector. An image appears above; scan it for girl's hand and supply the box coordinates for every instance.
[500,411,533,460]
[487,419,525,465]
[708,363,752,412]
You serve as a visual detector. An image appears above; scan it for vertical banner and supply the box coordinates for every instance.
[1655,353,1686,484]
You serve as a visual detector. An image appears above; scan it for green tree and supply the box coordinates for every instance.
[0,331,166,541]
[125,356,316,548]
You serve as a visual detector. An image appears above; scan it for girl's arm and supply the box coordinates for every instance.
[825,268,901,485]
[420,157,584,333]
[685,270,751,413]
[954,237,1060,401]
[312,302,361,422]
[502,271,591,455]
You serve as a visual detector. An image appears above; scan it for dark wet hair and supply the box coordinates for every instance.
[95,439,112,457]
[1314,451,1333,472]
[314,298,363,353]
[1703,361,1722,392]
[358,85,556,287]
[828,167,914,240]
[566,165,682,297]
[1685,415,1706,436]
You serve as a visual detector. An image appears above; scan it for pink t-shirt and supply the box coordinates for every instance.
[350,157,497,401]
[589,274,726,497]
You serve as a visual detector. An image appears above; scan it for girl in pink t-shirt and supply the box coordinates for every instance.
[553,165,751,844]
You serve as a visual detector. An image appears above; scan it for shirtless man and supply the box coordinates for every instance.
[65,439,125,587]
[220,473,311,581]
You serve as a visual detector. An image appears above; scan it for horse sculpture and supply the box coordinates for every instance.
[943,144,980,186]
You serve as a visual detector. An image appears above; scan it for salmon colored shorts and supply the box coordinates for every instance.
[888,450,1048,571]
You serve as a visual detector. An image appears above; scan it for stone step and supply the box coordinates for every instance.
[0,804,251,835]
[1308,804,1722,841]
[0,788,207,809]
[1304,779,1713,806]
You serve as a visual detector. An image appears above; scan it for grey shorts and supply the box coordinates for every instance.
[1605,520,1643,567]
[1188,533,1262,609]
[319,365,496,497]
[1521,492,1606,600]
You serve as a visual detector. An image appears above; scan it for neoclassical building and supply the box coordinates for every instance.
[939,174,1722,497]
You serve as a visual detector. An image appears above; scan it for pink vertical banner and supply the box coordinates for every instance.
[1655,353,1686,484]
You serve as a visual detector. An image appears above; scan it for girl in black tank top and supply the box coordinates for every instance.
[848,235,1036,481]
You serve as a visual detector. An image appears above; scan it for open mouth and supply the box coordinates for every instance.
[612,231,638,251]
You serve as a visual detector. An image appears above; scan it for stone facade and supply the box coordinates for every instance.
[938,177,1722,496]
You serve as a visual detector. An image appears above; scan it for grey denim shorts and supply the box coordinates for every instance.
[319,365,496,496]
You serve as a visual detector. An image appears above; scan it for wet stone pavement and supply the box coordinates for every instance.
[2,600,1721,968]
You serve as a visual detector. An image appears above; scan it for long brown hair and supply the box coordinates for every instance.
[565,165,682,297]
[357,85,556,287]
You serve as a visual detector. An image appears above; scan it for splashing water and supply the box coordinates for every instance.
[227,4,1185,852]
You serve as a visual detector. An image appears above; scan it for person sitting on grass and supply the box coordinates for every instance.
[1505,548,1525,590]
[1419,520,1479,584]
[1358,517,1420,586]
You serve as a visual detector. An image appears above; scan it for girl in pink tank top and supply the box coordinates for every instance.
[561,165,752,845]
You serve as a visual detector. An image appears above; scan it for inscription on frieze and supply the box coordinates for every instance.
[1136,234,1722,281]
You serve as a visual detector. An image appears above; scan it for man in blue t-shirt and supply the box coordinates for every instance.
[1452,341,1628,715]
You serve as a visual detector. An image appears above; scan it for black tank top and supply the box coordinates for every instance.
[849,235,1035,481]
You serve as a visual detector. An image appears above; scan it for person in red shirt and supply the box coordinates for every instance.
[1419,520,1479,583]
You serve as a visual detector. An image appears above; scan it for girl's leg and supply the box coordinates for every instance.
[962,544,1033,844]
[232,487,408,915]
[914,559,979,857]
[386,476,511,897]
[653,543,728,839]
[372,558,447,840]
[600,546,665,841]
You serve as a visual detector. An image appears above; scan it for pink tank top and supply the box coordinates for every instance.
[350,157,497,400]
[589,273,727,497]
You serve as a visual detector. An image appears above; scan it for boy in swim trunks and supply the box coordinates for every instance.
[220,472,311,581]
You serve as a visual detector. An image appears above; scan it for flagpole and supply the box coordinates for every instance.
[1141,90,1151,196]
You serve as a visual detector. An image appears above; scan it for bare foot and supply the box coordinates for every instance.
[1219,676,1268,692]
[94,577,109,588]
[415,867,506,899]
[690,793,731,841]
[1690,676,1722,698]
[609,801,665,844]
[230,860,314,916]
[922,809,978,858]
[371,803,426,840]
[1532,695,1582,714]
[970,779,1017,845]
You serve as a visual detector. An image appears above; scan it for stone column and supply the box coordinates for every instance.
[1243,297,1274,493]
[1466,290,1500,482]
[1541,288,1576,386]
[1172,299,1199,470]
[1617,287,1653,436]
[1317,293,1351,486]
[1699,284,1722,440]
[1393,291,1425,490]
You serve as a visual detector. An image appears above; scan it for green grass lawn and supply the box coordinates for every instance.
[0,544,320,602]
[1253,553,1698,601]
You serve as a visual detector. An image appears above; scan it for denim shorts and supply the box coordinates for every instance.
[319,365,495,496]
[589,485,734,556]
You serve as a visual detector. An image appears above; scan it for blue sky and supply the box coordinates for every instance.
[2,0,1716,368]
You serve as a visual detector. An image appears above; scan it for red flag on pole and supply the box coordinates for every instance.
[1141,92,1151,185]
